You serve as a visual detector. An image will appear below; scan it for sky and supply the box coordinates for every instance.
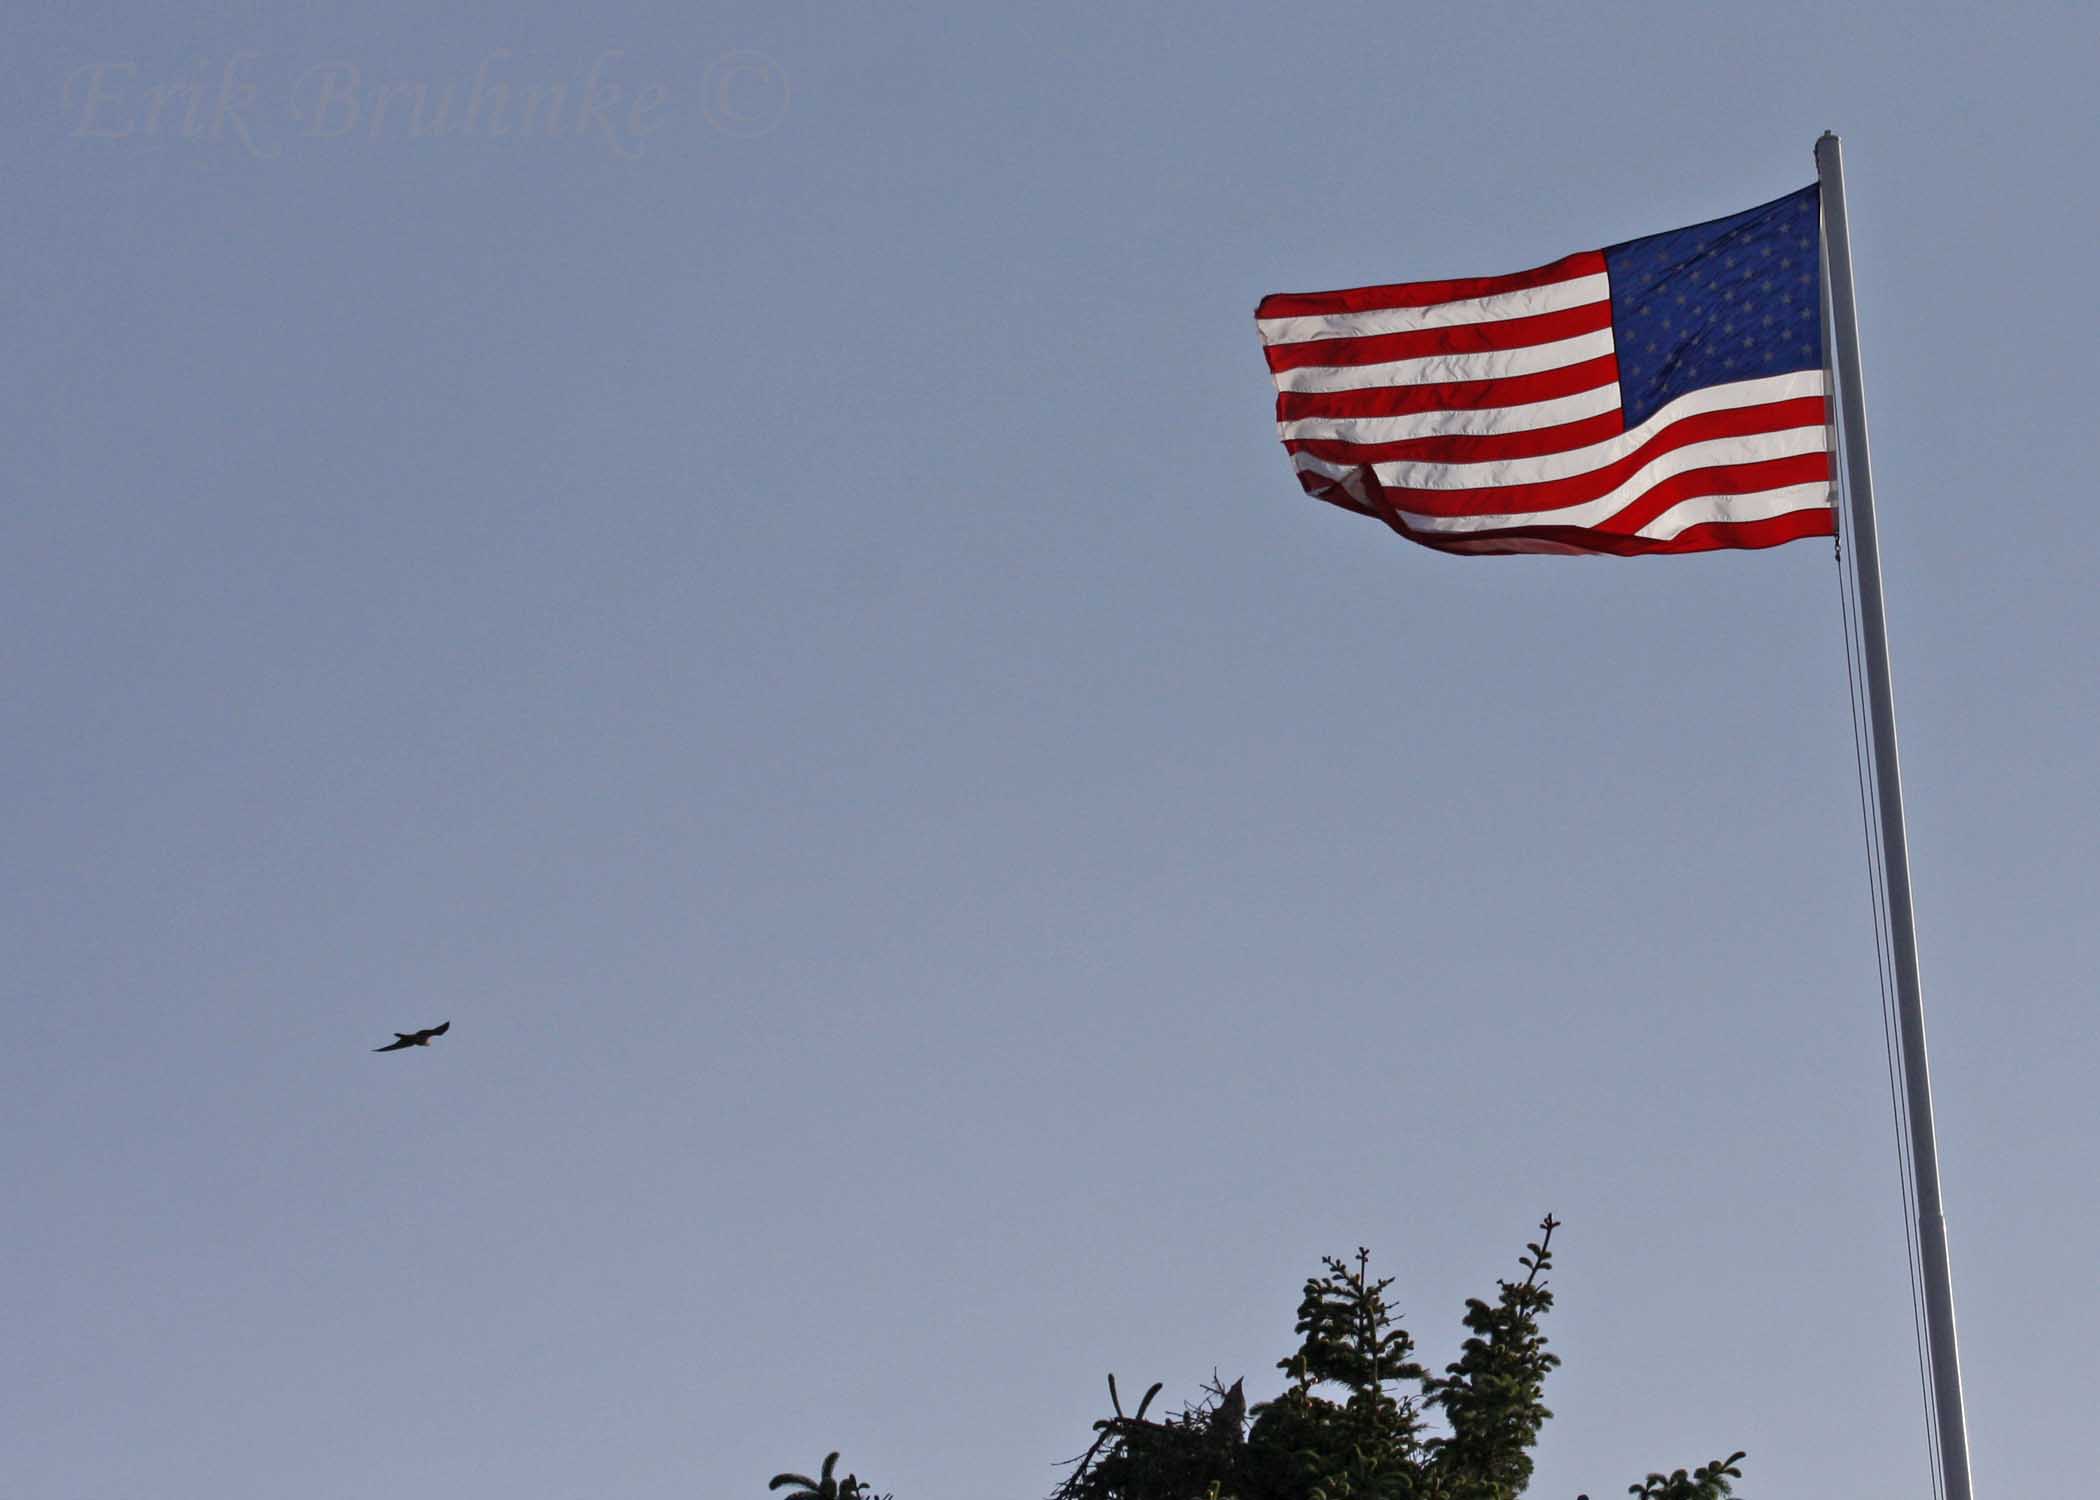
[6,3,2097,1498]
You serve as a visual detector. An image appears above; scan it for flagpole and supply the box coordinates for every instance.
[1815,130,1974,1500]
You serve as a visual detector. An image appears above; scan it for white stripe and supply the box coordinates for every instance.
[1257,272,1609,347]
[1279,381,1621,445]
[1271,328,1615,394]
[1368,370,1825,490]
[1292,451,1356,484]
[1294,458,1372,510]
[1392,428,1827,534]
[1439,536,1602,556]
[1634,483,1833,540]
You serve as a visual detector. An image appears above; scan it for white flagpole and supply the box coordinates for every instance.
[1816,130,1974,1500]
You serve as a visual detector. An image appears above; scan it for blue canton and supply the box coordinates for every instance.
[1603,184,1822,430]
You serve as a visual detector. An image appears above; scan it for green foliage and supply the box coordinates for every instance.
[1621,1451,1745,1499]
[1418,1222,1561,1499]
[771,1218,1744,1500]
[769,1452,883,1500]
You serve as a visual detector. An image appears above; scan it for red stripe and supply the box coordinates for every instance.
[1583,452,1831,536]
[1274,353,1621,424]
[1296,468,1377,520]
[1262,300,1612,372]
[1403,506,1835,556]
[1298,450,1831,542]
[1285,411,1626,468]
[1646,507,1836,554]
[1372,398,1830,518]
[1256,250,1606,321]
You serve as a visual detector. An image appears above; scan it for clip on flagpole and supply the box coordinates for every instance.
[1816,129,1975,1500]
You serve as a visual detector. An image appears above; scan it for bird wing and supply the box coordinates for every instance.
[374,1037,416,1052]
[428,1021,450,1037]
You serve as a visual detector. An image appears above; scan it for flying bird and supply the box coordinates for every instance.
[373,1021,450,1053]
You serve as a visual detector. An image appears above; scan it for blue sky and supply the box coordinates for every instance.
[7,3,2097,1497]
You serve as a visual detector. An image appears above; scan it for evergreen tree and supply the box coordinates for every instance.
[769,1452,882,1500]
[770,1218,1744,1500]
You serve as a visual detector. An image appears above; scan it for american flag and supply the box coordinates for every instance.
[1255,185,1831,556]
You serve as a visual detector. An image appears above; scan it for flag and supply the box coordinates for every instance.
[1255,186,1830,556]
